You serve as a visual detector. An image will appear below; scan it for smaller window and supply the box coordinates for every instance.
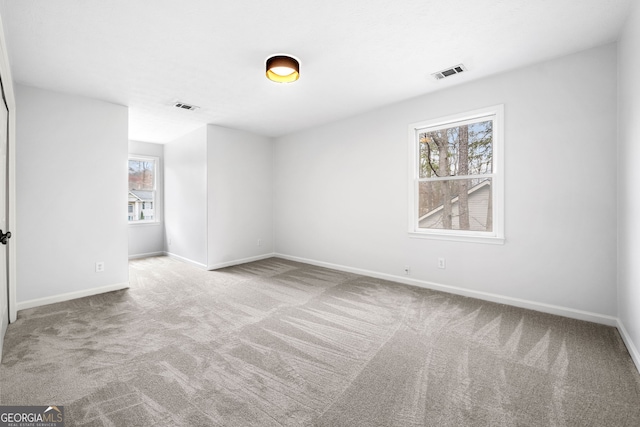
[128,156,159,224]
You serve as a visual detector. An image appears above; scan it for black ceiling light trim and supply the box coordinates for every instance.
[266,55,300,83]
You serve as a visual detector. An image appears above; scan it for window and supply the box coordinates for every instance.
[408,105,504,244]
[128,156,158,223]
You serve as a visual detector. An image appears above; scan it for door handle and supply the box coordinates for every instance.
[0,230,11,245]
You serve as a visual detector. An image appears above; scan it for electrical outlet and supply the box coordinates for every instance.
[438,258,446,269]
[404,266,410,275]
[168,238,172,246]
[257,239,262,247]
[95,261,105,273]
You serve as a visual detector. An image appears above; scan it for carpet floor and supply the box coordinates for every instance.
[1,256,639,426]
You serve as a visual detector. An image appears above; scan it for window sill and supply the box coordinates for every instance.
[128,221,162,227]
[409,231,505,245]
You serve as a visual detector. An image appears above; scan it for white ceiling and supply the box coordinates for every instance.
[0,0,632,143]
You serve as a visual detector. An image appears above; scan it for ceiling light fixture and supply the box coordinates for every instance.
[266,55,300,83]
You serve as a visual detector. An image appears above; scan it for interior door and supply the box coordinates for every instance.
[0,94,7,348]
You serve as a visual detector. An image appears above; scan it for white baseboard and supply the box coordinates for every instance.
[16,282,130,311]
[207,253,276,270]
[274,253,618,327]
[617,319,640,373]
[129,251,164,260]
[153,251,277,271]
[164,251,208,270]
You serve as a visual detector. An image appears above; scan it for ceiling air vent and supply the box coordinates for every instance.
[174,102,199,111]
[432,64,467,80]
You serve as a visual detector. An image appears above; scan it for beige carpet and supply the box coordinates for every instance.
[1,256,639,426]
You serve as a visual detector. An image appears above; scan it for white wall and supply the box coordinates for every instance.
[0,6,17,357]
[274,44,618,319]
[15,84,129,304]
[164,127,208,267]
[128,140,164,258]
[207,125,273,269]
[617,2,640,366]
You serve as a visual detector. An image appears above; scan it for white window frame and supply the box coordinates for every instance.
[128,155,160,225]
[408,104,504,244]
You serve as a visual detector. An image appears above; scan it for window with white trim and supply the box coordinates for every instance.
[409,105,504,244]
[128,156,158,223]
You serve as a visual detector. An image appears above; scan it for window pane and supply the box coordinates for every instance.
[418,178,492,231]
[418,120,493,178]
[128,160,155,190]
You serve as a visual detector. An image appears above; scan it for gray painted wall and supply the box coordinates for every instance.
[15,84,129,303]
[618,2,640,365]
[164,127,208,267]
[163,124,274,269]
[128,140,164,258]
[274,44,618,317]
[207,125,273,268]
